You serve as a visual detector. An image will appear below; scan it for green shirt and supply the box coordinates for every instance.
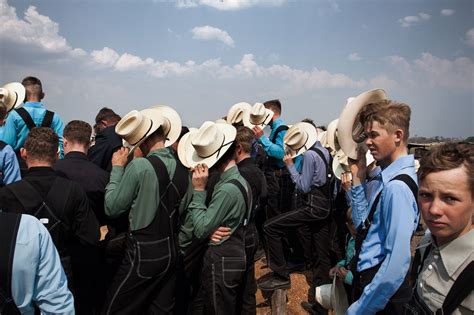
[179,165,248,249]
[105,148,176,231]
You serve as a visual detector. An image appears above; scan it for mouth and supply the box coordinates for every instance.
[427,220,448,228]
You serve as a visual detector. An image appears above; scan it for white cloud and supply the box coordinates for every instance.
[0,1,77,55]
[440,9,454,16]
[398,12,431,27]
[176,0,286,10]
[91,47,120,67]
[464,28,474,47]
[191,25,235,47]
[348,53,362,61]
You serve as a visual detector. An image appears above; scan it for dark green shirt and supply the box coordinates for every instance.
[179,165,248,249]
[105,148,176,231]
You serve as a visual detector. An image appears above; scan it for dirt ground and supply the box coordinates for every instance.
[254,227,425,315]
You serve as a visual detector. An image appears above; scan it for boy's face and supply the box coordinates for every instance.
[364,121,398,166]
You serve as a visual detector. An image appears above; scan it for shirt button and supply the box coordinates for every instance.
[419,282,423,288]
[428,265,433,271]
[434,255,439,260]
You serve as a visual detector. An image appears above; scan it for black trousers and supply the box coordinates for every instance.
[264,170,294,220]
[200,233,246,315]
[263,203,332,289]
[236,224,258,315]
[352,263,412,314]
[102,235,176,315]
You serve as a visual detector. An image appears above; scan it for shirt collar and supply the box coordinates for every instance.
[434,230,474,278]
[25,166,55,177]
[380,154,415,184]
[24,101,45,108]
[65,151,88,160]
[220,165,239,181]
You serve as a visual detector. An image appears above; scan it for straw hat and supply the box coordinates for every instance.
[326,119,339,152]
[315,276,349,315]
[283,122,318,158]
[140,105,182,147]
[243,102,274,129]
[227,102,251,125]
[178,121,236,168]
[317,128,327,147]
[332,150,376,180]
[338,89,388,159]
[177,127,198,168]
[115,110,164,154]
[0,82,25,112]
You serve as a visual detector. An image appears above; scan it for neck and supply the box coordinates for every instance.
[26,97,41,103]
[64,143,88,155]
[219,159,236,173]
[380,146,408,169]
[143,141,165,155]
[27,160,53,168]
[235,153,250,163]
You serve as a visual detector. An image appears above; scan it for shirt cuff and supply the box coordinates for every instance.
[192,190,207,205]
[287,164,298,176]
[110,165,125,181]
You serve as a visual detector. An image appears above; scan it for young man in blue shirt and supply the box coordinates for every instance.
[348,100,419,314]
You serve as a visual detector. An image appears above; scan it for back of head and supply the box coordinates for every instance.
[64,120,92,146]
[264,99,282,115]
[301,118,316,128]
[359,99,411,142]
[0,103,6,122]
[21,76,43,101]
[24,127,59,164]
[235,126,254,154]
[95,107,121,125]
[418,142,474,195]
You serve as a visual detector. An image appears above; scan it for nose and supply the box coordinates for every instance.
[365,137,372,146]
[427,198,444,217]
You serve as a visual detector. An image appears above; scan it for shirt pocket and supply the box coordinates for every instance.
[221,257,246,289]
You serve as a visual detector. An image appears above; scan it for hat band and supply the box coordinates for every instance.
[199,136,234,160]
[290,132,309,152]
[130,120,154,146]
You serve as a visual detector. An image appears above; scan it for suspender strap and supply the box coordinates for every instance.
[228,179,253,226]
[308,147,329,176]
[15,108,36,130]
[0,140,6,150]
[40,110,54,128]
[270,125,288,144]
[14,108,55,130]
[439,261,474,314]
[0,212,22,314]
[147,155,171,199]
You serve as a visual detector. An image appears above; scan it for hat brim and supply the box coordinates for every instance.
[177,128,198,168]
[338,89,388,159]
[226,102,251,125]
[315,284,332,309]
[2,82,25,112]
[184,123,236,169]
[243,108,274,129]
[326,119,339,152]
[284,122,319,159]
[141,105,182,147]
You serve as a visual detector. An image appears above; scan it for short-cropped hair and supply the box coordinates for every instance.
[235,126,254,154]
[95,107,121,124]
[24,127,58,163]
[0,103,7,120]
[64,120,92,145]
[264,99,282,115]
[418,142,474,195]
[359,100,411,142]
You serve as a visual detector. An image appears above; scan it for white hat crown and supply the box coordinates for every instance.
[115,110,163,148]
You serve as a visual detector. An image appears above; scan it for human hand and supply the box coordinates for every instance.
[210,226,231,243]
[337,267,349,279]
[191,163,209,191]
[348,147,367,185]
[252,126,264,139]
[283,153,294,166]
[112,147,130,167]
[329,266,340,277]
[341,172,352,192]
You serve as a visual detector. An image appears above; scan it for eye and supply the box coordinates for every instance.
[418,192,431,199]
[443,195,458,203]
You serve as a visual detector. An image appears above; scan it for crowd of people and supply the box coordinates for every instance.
[0,76,472,315]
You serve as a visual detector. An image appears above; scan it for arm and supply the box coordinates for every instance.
[286,152,315,193]
[34,220,75,314]
[1,145,21,184]
[0,114,19,149]
[348,182,417,314]
[74,187,100,245]
[53,114,65,159]
[350,184,369,229]
[258,130,285,160]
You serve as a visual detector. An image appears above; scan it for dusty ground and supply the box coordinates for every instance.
[254,226,425,315]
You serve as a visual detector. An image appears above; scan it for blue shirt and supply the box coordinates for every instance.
[348,155,419,314]
[11,214,74,314]
[258,118,301,170]
[0,144,21,185]
[286,142,329,193]
[0,102,64,157]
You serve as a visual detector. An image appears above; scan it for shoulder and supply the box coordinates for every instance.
[0,143,15,156]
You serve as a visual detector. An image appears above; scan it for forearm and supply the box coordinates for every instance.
[350,184,369,228]
[104,166,132,217]
[259,136,284,159]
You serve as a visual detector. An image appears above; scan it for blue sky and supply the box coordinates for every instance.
[1,0,473,137]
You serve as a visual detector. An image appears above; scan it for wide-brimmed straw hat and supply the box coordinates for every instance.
[178,121,236,168]
[243,102,274,129]
[283,122,318,158]
[332,149,375,180]
[326,119,339,152]
[115,110,164,154]
[338,89,388,159]
[140,105,182,147]
[227,102,251,125]
[0,82,25,112]
[177,127,198,168]
[315,276,349,315]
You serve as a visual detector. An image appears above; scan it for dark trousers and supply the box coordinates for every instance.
[352,263,412,314]
[264,170,294,220]
[263,203,332,288]
[102,236,176,315]
[200,235,246,315]
[236,224,258,315]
